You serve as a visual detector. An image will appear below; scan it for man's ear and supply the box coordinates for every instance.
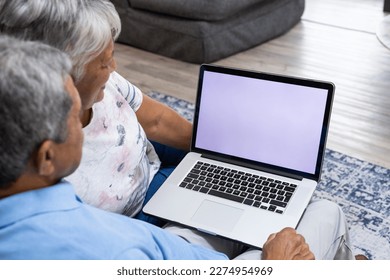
[35,140,56,177]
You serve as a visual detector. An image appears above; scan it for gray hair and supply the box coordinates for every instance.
[0,0,121,82]
[0,35,73,188]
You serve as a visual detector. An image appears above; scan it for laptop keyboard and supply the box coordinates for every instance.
[179,161,297,214]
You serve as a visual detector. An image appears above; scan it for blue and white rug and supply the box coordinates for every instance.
[148,91,390,260]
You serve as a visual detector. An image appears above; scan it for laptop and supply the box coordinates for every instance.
[144,64,335,249]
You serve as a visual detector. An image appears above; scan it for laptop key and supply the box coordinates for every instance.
[239,192,248,198]
[253,201,261,207]
[188,173,199,179]
[268,205,277,212]
[208,189,244,203]
[244,199,254,206]
[270,199,287,208]
[199,187,209,193]
[191,169,201,174]
[247,188,254,194]
[233,190,240,196]
[284,186,296,192]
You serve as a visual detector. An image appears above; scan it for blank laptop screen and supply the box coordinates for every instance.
[194,70,330,175]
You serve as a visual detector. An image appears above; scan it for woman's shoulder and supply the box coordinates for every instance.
[107,71,133,89]
[107,72,142,104]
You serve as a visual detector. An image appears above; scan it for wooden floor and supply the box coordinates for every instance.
[115,0,390,169]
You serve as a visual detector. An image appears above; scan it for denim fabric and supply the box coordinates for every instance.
[134,141,187,226]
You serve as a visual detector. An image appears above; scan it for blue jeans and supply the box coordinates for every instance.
[133,141,187,226]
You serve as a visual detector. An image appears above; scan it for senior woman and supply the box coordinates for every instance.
[0,0,190,225]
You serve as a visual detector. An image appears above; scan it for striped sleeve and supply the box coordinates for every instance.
[110,71,143,112]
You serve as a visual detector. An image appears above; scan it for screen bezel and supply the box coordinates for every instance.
[191,64,335,181]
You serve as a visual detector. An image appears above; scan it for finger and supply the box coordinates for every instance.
[296,243,315,260]
[295,250,315,260]
[266,232,277,242]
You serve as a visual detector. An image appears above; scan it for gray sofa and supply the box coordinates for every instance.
[111,0,305,63]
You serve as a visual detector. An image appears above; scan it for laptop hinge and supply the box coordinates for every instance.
[201,154,303,181]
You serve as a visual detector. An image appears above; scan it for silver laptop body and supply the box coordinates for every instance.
[144,64,335,249]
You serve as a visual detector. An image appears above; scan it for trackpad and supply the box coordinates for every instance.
[191,200,243,232]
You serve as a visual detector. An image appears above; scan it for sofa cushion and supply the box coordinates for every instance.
[114,0,304,63]
[128,0,266,21]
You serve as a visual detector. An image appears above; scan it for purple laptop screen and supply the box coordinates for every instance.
[195,71,329,174]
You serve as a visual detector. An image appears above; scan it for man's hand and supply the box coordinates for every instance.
[261,227,315,260]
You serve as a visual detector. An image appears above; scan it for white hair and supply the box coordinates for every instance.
[0,35,73,188]
[0,0,121,82]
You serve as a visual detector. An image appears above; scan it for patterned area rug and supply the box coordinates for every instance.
[148,91,390,260]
